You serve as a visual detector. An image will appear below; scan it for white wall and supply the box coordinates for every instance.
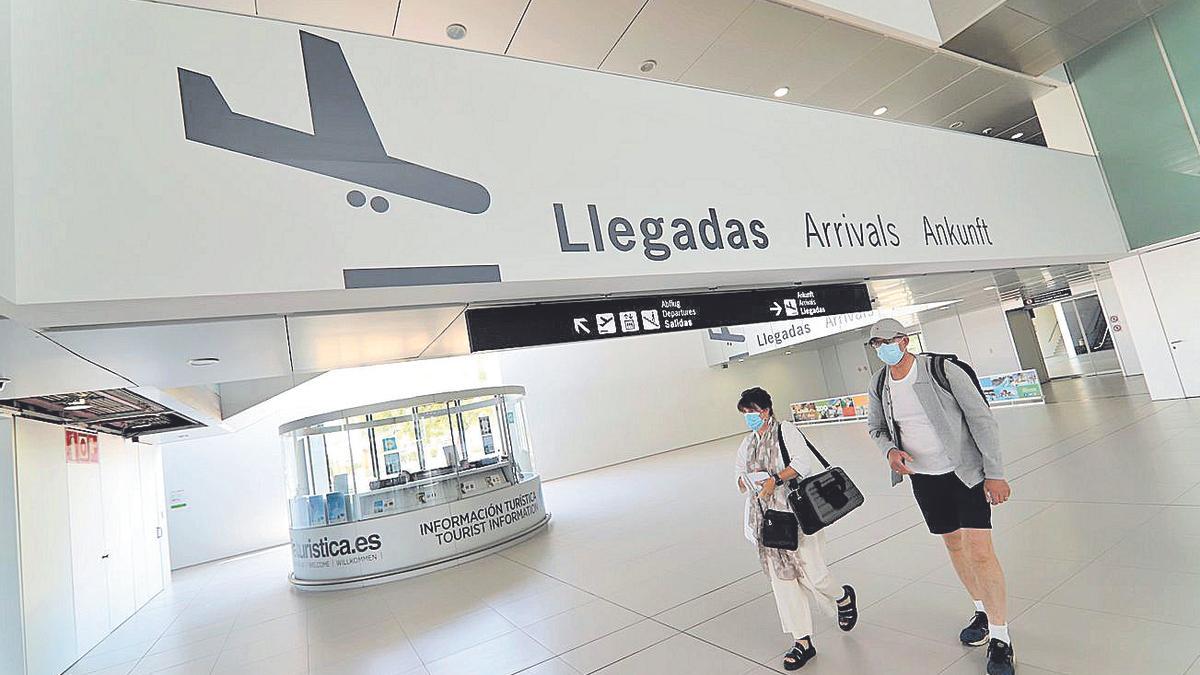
[9,418,168,674]
[0,414,23,675]
[928,0,1001,41]
[784,0,941,43]
[1094,272,1143,376]
[15,417,78,675]
[818,343,846,395]
[499,331,829,479]
[1033,84,1096,156]
[921,312,972,358]
[1140,240,1200,397]
[920,304,1021,376]
[162,418,290,569]
[1110,254,1185,400]
[0,0,14,303]
[835,339,872,395]
[957,305,1022,375]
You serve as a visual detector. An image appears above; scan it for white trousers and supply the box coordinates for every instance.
[768,553,844,639]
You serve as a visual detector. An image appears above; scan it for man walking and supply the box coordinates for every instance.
[864,318,1015,675]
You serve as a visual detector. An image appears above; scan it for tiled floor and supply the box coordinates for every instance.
[68,377,1200,675]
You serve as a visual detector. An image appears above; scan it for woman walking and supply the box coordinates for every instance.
[735,387,858,670]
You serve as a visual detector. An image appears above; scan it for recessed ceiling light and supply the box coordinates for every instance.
[984,285,997,291]
[785,351,793,355]
[738,358,746,363]
[982,127,994,135]
[950,121,964,129]
[639,59,657,73]
[773,86,790,98]
[446,23,467,40]
[188,357,221,367]
[873,106,888,116]
[1011,132,1024,140]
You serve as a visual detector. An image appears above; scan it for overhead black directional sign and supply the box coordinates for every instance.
[464,283,872,352]
[1024,287,1072,307]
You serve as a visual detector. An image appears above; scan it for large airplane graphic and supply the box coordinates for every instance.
[177,31,491,215]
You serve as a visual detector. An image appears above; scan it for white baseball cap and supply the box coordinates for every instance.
[866,318,910,344]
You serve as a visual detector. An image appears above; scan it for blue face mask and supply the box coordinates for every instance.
[876,342,905,366]
[744,412,765,431]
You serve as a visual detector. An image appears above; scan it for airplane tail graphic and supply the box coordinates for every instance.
[178,31,491,215]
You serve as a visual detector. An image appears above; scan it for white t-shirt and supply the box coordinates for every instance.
[890,365,956,475]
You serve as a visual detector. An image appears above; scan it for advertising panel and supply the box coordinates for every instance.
[978,370,1044,404]
[791,395,871,424]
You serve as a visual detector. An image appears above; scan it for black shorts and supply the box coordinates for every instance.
[910,472,991,535]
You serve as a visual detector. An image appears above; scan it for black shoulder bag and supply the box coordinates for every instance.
[779,424,865,535]
[756,498,800,551]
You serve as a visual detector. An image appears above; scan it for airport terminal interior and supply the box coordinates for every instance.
[3,1,1200,674]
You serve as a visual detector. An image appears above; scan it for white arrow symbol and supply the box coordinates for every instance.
[573,318,591,334]
[770,302,783,317]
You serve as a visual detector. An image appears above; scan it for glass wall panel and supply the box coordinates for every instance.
[416,403,456,472]
[1069,16,1200,248]
[279,388,535,527]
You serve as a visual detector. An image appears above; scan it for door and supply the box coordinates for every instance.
[1143,241,1200,396]
[1070,295,1122,375]
[1029,296,1118,380]
[99,435,137,628]
[136,443,165,602]
[67,462,110,655]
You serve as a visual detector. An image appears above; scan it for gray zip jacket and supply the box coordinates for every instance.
[866,354,1004,488]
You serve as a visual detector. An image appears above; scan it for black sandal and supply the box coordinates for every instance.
[837,584,858,632]
[783,639,816,671]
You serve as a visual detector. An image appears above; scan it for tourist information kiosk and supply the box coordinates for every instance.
[279,386,548,589]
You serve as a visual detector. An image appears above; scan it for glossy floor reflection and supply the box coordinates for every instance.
[68,379,1200,675]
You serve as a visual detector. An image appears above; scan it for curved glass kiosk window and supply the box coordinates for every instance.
[279,386,548,589]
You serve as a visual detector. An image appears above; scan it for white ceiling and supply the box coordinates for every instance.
[44,317,294,390]
[152,0,1057,144]
[286,305,466,372]
[23,304,467,396]
[942,0,1171,76]
[0,319,134,400]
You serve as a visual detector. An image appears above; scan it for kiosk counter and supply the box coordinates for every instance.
[279,386,549,590]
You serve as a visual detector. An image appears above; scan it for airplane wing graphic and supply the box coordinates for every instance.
[178,31,491,215]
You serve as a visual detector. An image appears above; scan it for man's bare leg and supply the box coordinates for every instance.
[941,530,986,601]
[963,528,1007,625]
